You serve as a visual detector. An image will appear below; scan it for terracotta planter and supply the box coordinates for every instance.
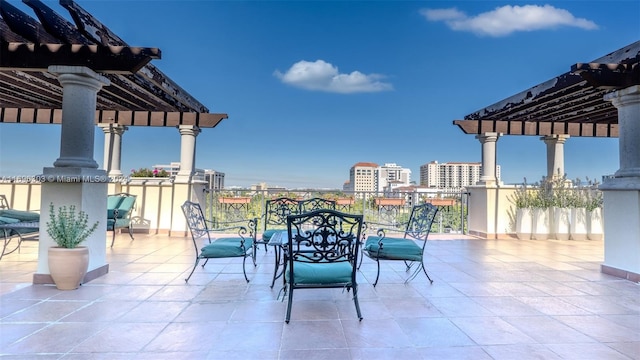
[48,247,89,290]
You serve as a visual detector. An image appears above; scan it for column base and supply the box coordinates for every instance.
[601,264,640,283]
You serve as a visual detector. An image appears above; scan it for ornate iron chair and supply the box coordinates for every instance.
[181,201,256,283]
[284,209,363,323]
[298,197,336,213]
[362,203,439,286]
[260,197,300,251]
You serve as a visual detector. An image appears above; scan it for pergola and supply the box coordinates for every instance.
[453,41,639,139]
[0,0,227,127]
[0,0,227,284]
[453,40,640,281]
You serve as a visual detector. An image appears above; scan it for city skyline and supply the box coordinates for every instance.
[0,1,636,189]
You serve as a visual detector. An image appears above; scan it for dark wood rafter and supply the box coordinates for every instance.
[0,107,227,127]
[0,0,228,128]
[453,41,640,138]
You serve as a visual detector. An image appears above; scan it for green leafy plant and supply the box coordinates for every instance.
[582,178,603,211]
[509,178,535,209]
[46,203,99,248]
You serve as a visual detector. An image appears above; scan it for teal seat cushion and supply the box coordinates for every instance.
[107,196,124,219]
[285,261,353,284]
[116,197,136,218]
[262,229,280,242]
[0,209,39,222]
[106,219,116,230]
[364,236,423,262]
[200,237,254,258]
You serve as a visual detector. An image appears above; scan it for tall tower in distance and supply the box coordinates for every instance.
[420,161,501,191]
[345,162,412,193]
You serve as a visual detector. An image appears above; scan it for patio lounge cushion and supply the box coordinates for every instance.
[200,237,254,258]
[0,216,21,224]
[0,212,39,236]
[364,236,423,262]
[285,261,353,284]
[0,209,39,222]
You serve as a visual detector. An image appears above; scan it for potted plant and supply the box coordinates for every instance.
[46,203,99,290]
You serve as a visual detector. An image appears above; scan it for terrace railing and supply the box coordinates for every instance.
[203,189,469,235]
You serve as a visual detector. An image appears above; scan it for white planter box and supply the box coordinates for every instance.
[552,207,571,240]
[515,208,533,240]
[532,208,550,240]
[570,208,588,240]
[587,207,604,241]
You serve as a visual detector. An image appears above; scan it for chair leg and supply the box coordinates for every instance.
[352,285,363,321]
[242,256,250,283]
[421,261,434,284]
[127,226,134,240]
[372,259,381,287]
[404,261,434,284]
[185,257,201,282]
[285,284,294,323]
[110,230,115,248]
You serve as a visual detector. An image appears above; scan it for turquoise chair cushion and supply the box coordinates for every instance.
[107,196,124,219]
[200,237,254,258]
[262,229,279,242]
[285,261,353,284]
[0,209,40,222]
[106,219,116,231]
[364,236,423,262]
[116,197,136,218]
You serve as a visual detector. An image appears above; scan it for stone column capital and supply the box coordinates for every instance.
[475,132,501,143]
[541,134,570,144]
[177,125,201,137]
[98,123,128,136]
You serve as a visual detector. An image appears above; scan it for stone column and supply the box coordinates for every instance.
[600,85,640,282]
[476,132,501,185]
[542,134,569,180]
[174,125,201,183]
[35,66,111,285]
[99,124,128,177]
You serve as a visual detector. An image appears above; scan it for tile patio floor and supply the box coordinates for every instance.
[0,233,639,359]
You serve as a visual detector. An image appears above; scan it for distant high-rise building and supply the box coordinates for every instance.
[378,163,411,191]
[152,162,225,189]
[347,162,378,193]
[419,161,500,191]
[346,162,412,194]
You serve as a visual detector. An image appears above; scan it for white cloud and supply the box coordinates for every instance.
[420,5,598,37]
[274,60,393,94]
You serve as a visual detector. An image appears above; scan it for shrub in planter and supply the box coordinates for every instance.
[46,203,99,290]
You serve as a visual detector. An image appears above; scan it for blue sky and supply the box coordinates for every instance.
[1,1,638,189]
